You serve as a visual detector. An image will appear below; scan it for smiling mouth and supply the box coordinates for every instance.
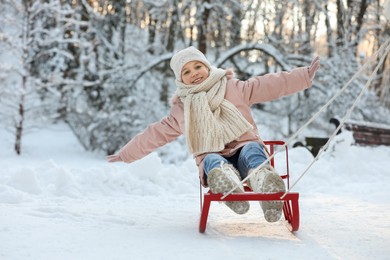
[192,77,203,84]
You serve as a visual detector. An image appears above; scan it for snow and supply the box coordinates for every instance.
[345,119,390,130]
[1,123,390,260]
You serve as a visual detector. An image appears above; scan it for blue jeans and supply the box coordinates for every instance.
[203,142,268,180]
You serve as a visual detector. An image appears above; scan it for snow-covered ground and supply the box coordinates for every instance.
[1,123,389,260]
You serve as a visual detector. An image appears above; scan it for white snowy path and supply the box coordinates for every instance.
[0,124,389,260]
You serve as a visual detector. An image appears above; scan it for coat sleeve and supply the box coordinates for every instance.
[233,67,312,105]
[118,108,183,163]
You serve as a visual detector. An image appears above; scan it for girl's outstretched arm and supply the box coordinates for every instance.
[231,56,320,105]
[106,103,184,164]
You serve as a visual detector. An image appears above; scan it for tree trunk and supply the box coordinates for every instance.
[166,0,178,52]
[148,17,157,54]
[15,93,25,155]
[303,0,313,55]
[355,0,368,36]
[336,0,345,46]
[324,3,334,57]
[197,0,210,54]
[15,0,32,155]
[230,2,242,47]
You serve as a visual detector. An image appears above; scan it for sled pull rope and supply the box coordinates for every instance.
[222,38,390,200]
[282,40,390,198]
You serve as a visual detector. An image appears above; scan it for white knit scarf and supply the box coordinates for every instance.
[175,67,253,155]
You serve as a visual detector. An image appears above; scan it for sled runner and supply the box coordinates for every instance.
[199,141,299,233]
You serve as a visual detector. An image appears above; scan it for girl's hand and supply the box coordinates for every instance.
[106,154,122,163]
[308,56,320,80]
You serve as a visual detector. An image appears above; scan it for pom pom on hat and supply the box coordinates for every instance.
[170,46,211,81]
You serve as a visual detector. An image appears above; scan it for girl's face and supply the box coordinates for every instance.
[181,61,209,85]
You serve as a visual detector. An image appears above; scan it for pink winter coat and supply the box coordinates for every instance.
[119,67,312,187]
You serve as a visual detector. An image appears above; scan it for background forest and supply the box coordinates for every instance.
[0,0,389,158]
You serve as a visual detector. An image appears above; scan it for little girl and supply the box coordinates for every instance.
[107,46,320,222]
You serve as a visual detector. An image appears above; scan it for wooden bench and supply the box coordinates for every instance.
[293,119,390,156]
[344,121,390,146]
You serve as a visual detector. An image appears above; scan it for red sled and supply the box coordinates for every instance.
[199,140,300,233]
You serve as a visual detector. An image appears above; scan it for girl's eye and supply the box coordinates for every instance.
[195,65,201,69]
[183,71,190,75]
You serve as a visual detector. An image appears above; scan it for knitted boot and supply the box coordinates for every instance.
[207,163,250,215]
[249,165,285,222]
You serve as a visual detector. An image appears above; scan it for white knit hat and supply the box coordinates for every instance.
[170,46,211,81]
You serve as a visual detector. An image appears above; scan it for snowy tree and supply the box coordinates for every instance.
[61,0,125,151]
[62,0,169,153]
[1,0,389,156]
[0,0,69,154]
